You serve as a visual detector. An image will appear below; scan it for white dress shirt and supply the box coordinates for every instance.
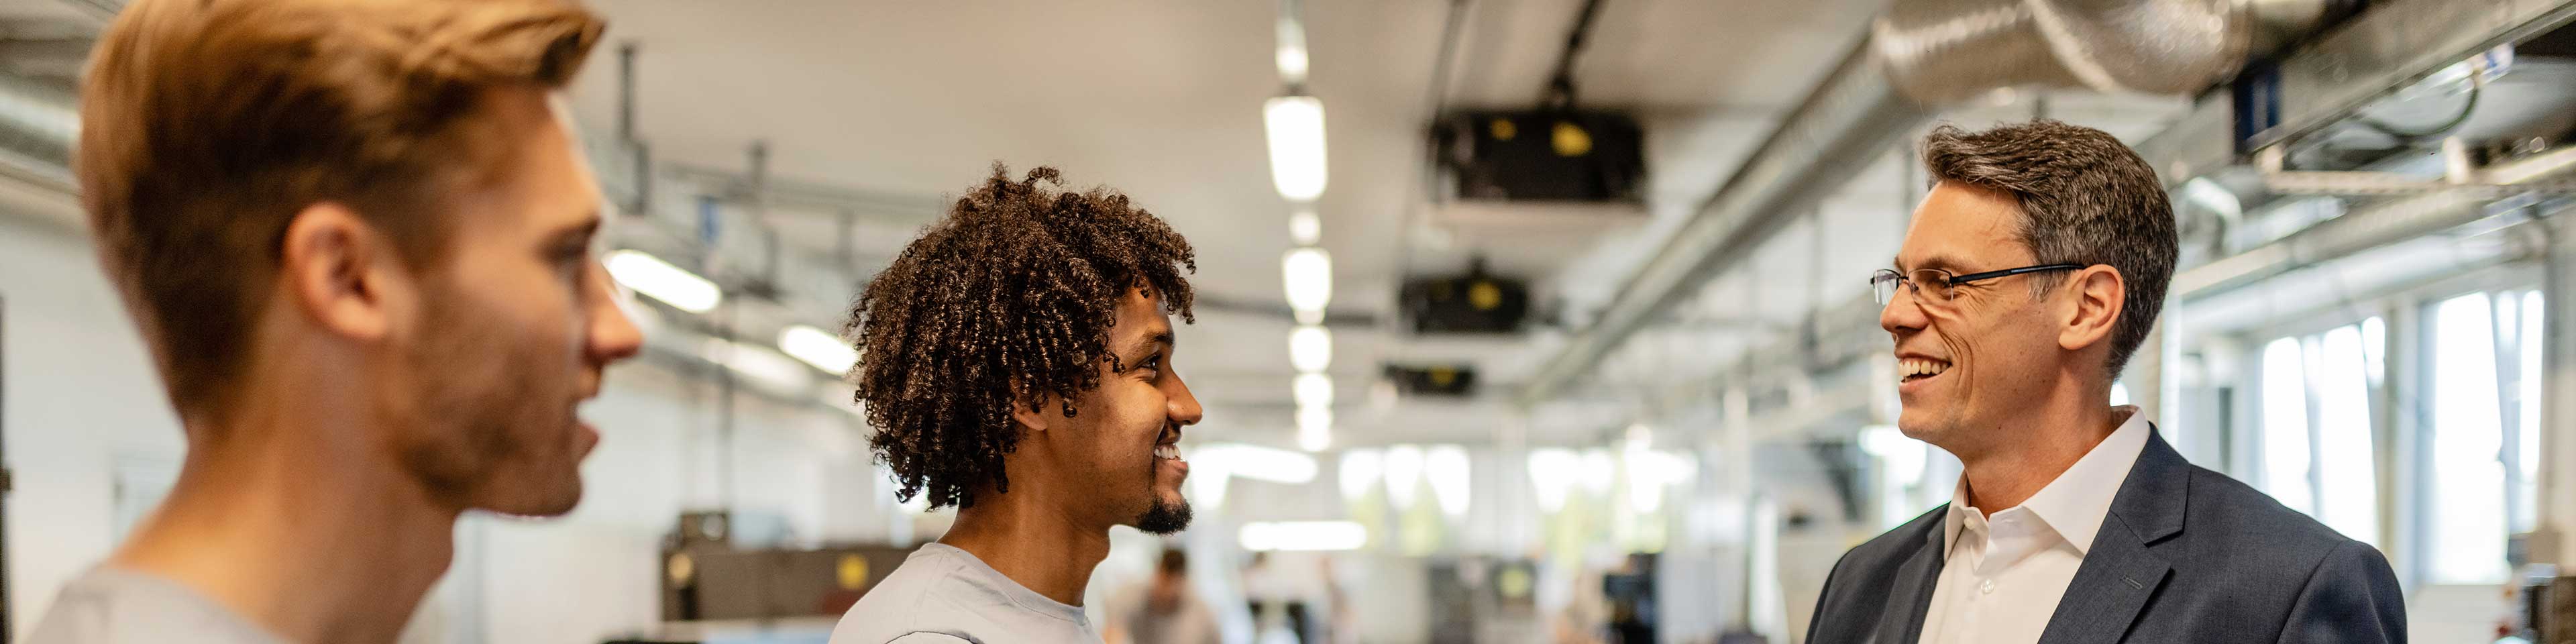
[1916,407,2153,644]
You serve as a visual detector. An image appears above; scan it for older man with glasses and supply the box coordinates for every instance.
[1805,121,2405,644]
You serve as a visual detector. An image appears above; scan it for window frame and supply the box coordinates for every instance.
[2381,264,2542,590]
[2235,316,2385,539]
[2409,277,2546,587]
[2208,262,2544,592]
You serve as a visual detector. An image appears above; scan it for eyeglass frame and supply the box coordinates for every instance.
[1871,263,2088,305]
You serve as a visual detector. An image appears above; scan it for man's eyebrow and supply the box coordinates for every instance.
[1898,253,1967,272]
[1126,331,1174,356]
[548,212,602,245]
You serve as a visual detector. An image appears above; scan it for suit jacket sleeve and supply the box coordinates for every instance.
[2274,540,2406,643]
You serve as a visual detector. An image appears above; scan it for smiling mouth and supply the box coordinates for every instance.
[1899,357,1951,383]
[1155,443,1183,461]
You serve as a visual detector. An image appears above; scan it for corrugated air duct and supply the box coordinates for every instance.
[1519,0,2345,403]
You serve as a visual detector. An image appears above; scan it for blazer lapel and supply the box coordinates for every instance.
[2035,427,2190,644]
[1874,519,1947,644]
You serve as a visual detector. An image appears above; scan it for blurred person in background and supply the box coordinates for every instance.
[28,1,637,643]
[830,166,1206,644]
[1242,551,1313,644]
[1105,547,1222,644]
[1317,555,1352,644]
[1805,120,2403,644]
[1546,566,1610,644]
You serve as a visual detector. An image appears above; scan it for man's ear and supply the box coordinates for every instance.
[278,202,404,341]
[1009,382,1059,434]
[2058,265,2125,353]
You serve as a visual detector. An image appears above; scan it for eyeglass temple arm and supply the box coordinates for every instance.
[1947,263,2086,284]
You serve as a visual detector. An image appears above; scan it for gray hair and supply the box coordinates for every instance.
[1920,119,2178,378]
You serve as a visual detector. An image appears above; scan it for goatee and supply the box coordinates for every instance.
[1135,497,1191,535]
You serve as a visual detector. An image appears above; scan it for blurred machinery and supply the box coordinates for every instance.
[1602,553,1658,644]
[657,511,912,625]
[1399,257,1532,335]
[1434,110,1645,204]
[2521,565,2576,644]
[1424,556,1544,644]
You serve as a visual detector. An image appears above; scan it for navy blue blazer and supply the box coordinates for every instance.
[1805,429,2406,644]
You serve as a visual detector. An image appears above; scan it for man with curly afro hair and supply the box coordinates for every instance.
[830,165,1205,644]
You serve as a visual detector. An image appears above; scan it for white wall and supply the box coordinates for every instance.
[0,211,881,644]
[0,215,185,641]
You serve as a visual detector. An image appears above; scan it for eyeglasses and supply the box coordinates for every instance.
[1872,264,2086,305]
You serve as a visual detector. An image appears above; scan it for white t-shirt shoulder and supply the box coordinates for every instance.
[829,543,1099,644]
[885,635,977,643]
[25,567,286,644]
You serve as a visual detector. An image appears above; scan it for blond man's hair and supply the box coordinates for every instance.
[78,0,603,418]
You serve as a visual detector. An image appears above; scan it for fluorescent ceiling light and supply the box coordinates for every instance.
[779,325,859,374]
[1338,449,1381,500]
[1190,457,1232,508]
[1274,4,1309,84]
[1289,209,1322,246]
[1264,95,1328,202]
[1297,424,1330,453]
[1289,325,1331,373]
[1276,44,1309,85]
[1281,248,1332,319]
[1190,458,1231,507]
[1293,372,1334,409]
[700,337,813,393]
[606,250,720,313]
[1197,443,1318,484]
[1426,445,1471,517]
[1296,406,1332,452]
[1240,521,1365,551]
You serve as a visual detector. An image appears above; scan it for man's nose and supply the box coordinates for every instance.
[1880,284,1928,336]
[1165,370,1203,427]
[586,264,645,364]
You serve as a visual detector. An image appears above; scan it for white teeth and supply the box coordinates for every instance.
[1898,358,1951,380]
[1155,445,1181,460]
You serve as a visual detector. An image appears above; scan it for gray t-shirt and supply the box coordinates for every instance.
[26,567,286,644]
[828,543,1099,644]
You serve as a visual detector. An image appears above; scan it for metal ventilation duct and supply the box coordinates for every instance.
[0,71,77,186]
[1872,0,2343,105]
[1520,0,2343,403]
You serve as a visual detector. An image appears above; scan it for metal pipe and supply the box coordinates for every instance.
[616,42,654,218]
[2249,0,2576,152]
[665,162,944,221]
[1542,0,1608,107]
[1872,0,2253,105]
[618,43,639,142]
[2173,144,2576,302]
[0,72,77,177]
[1521,0,2408,405]
[1520,42,1928,403]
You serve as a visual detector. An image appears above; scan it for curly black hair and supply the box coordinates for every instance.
[847,164,1196,510]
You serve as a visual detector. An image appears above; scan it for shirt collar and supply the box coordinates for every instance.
[1941,407,2154,555]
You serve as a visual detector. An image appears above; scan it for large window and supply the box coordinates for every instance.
[2255,319,2383,547]
[2424,290,2544,584]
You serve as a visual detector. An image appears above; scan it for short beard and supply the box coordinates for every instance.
[1134,496,1191,535]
